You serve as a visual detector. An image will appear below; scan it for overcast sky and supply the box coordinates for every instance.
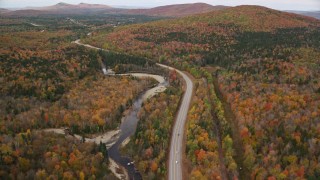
[1,0,319,11]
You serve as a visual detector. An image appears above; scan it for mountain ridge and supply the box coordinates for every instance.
[2,2,228,17]
[2,2,320,20]
[2,2,113,16]
[36,2,112,10]
[0,8,11,14]
[124,3,229,17]
[187,5,320,31]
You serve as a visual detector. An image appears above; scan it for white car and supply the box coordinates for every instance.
[127,161,134,166]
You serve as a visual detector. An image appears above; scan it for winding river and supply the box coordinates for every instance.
[108,72,168,180]
[45,71,168,180]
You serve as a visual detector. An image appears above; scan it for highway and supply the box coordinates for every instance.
[74,39,104,50]
[157,64,194,180]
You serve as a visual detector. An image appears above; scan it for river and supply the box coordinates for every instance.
[44,72,168,180]
[108,72,168,180]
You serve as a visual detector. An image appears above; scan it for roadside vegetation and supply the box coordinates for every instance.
[214,50,320,178]
[186,68,239,179]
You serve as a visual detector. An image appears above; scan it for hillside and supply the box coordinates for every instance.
[3,9,48,16]
[84,5,320,179]
[125,3,228,17]
[86,5,320,56]
[189,5,320,31]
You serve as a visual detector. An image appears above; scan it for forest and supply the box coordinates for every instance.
[83,5,320,179]
[214,51,320,178]
[0,130,114,179]
[0,14,166,179]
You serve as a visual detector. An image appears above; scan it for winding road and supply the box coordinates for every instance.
[74,40,194,180]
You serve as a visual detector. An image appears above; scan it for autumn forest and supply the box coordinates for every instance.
[1,2,320,180]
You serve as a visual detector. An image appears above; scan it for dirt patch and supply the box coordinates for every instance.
[43,128,120,149]
[121,137,130,148]
[109,158,129,180]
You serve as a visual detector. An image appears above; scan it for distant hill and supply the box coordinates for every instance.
[43,2,73,10]
[87,5,320,61]
[287,10,320,20]
[191,5,320,31]
[38,2,112,11]
[124,3,228,17]
[0,8,11,14]
[2,2,227,17]
[3,9,48,16]
[3,2,113,16]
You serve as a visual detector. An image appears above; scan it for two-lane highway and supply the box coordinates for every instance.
[157,64,194,180]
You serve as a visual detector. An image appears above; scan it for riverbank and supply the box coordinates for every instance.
[109,158,129,180]
[43,128,121,149]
